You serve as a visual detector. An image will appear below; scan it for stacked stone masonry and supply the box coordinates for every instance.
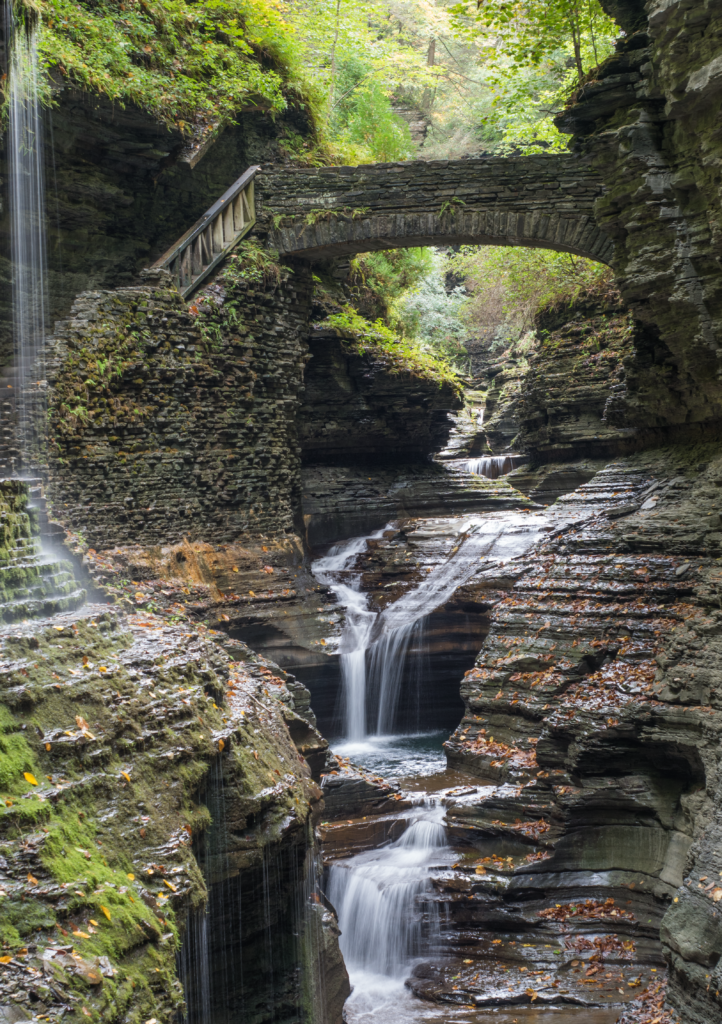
[257,155,616,264]
[43,268,313,548]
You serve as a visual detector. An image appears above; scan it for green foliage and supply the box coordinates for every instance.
[334,80,414,162]
[451,244,613,348]
[395,250,469,372]
[19,0,311,134]
[288,0,438,163]
[220,240,282,287]
[350,248,434,306]
[322,305,461,391]
[448,0,618,153]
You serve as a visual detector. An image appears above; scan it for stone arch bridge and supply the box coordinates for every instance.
[258,153,613,265]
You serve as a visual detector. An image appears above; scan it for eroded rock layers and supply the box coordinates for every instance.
[0,483,348,1024]
[436,446,722,1024]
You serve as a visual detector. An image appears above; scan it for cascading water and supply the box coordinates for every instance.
[327,799,454,1020]
[312,513,548,743]
[6,12,48,472]
[465,454,525,478]
[313,528,388,741]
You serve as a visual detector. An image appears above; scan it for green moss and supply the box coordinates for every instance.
[0,706,38,792]
[12,0,319,139]
[0,897,56,939]
[321,306,462,392]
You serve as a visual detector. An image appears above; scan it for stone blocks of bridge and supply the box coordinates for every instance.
[258,155,615,265]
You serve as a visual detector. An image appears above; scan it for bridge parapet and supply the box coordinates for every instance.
[257,154,614,264]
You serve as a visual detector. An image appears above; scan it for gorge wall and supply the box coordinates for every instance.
[557,0,722,435]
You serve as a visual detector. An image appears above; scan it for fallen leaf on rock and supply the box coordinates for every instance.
[218,739,225,752]
[100,905,111,921]
[121,772,131,783]
[27,873,38,885]
[23,772,38,786]
[0,956,12,964]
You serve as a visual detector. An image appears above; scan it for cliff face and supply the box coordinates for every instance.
[0,482,348,1024]
[41,264,312,547]
[299,330,462,464]
[557,0,722,435]
[441,445,722,1024]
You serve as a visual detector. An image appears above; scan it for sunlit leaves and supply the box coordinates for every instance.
[446,0,618,153]
[32,0,298,132]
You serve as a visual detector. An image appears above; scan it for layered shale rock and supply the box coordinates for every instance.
[556,0,722,433]
[299,328,462,463]
[432,443,722,1023]
[0,484,348,1024]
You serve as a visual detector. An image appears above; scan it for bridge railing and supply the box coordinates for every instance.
[152,165,259,299]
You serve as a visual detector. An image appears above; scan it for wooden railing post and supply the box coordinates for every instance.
[151,165,260,300]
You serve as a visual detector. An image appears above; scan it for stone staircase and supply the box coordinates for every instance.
[0,478,86,623]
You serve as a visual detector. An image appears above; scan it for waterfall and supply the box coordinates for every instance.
[326,802,448,981]
[7,14,48,472]
[312,528,388,741]
[466,454,522,478]
[313,513,548,742]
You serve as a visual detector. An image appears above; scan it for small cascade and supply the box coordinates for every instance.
[6,13,48,472]
[0,478,86,621]
[313,528,388,740]
[313,513,548,742]
[327,802,449,980]
[465,454,525,478]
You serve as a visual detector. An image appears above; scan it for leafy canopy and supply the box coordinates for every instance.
[16,0,310,134]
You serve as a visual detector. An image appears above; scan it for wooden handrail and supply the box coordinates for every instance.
[152,165,260,299]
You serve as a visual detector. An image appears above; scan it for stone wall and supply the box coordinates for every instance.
[42,263,312,548]
[0,84,309,367]
[257,155,614,264]
[557,0,722,433]
[299,329,462,463]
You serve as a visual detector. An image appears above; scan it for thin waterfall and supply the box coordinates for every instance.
[7,12,48,472]
[368,617,425,736]
[312,514,549,742]
[327,801,448,980]
[466,454,523,478]
[312,528,388,741]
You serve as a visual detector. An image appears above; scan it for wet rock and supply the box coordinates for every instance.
[439,442,722,1022]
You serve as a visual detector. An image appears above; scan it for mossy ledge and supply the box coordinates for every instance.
[0,482,342,1023]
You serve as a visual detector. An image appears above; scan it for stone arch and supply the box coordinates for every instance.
[270,208,614,264]
[257,154,615,265]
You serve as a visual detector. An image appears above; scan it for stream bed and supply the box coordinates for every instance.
[312,512,653,1024]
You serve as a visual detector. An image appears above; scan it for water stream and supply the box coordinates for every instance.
[327,793,453,1021]
[313,512,548,743]
[313,511,556,1021]
[465,455,525,478]
[6,14,48,471]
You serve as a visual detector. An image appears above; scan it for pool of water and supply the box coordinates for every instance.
[332,731,448,781]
